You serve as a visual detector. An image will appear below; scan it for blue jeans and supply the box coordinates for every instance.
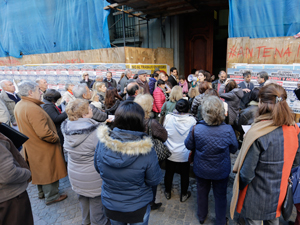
[110,205,151,225]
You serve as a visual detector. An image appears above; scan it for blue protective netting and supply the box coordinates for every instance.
[0,0,111,58]
[229,0,300,38]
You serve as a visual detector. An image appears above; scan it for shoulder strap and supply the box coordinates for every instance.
[192,124,196,139]
[148,119,153,137]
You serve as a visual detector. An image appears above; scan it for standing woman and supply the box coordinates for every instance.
[185,96,238,225]
[158,72,172,94]
[42,89,68,153]
[152,79,167,118]
[104,87,123,115]
[163,99,196,202]
[94,101,163,225]
[159,86,183,124]
[61,83,76,104]
[134,94,168,210]
[230,83,300,225]
[61,99,110,225]
[219,79,244,125]
[198,70,212,83]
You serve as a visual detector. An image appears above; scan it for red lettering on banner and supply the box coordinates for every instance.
[263,47,274,57]
[256,46,266,59]
[52,58,84,64]
[245,47,253,57]
[275,48,283,58]
[237,47,244,57]
[283,47,292,57]
[228,46,237,58]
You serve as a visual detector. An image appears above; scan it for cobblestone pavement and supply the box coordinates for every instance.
[27,154,296,225]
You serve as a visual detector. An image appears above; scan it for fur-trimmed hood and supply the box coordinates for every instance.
[97,125,153,168]
[61,118,99,147]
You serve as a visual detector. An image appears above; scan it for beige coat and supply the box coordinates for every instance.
[0,91,20,123]
[14,96,67,185]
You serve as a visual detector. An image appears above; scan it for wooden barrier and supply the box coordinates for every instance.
[227,36,300,69]
[0,47,174,67]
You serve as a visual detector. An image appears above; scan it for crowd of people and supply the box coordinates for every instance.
[0,67,300,225]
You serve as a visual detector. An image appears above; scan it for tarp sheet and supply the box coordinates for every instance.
[229,0,300,38]
[0,0,111,58]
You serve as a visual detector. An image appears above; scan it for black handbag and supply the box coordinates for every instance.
[281,181,293,221]
[148,119,172,161]
[0,123,29,149]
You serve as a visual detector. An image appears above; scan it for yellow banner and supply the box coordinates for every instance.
[126,64,168,73]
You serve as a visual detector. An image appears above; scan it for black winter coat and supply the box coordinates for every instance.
[41,99,68,146]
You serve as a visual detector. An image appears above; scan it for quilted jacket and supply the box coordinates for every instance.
[152,87,166,113]
[185,120,238,180]
[94,125,163,213]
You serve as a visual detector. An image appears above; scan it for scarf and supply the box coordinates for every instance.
[68,90,73,95]
[55,104,62,114]
[230,113,280,219]
[159,86,168,101]
[179,80,189,93]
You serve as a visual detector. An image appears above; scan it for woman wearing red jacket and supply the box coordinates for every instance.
[152,79,167,118]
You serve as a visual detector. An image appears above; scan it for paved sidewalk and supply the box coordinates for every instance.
[27,154,296,225]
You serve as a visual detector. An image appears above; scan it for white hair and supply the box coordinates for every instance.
[65,82,74,91]
[72,83,88,98]
[201,96,225,126]
[35,78,46,84]
[0,80,10,89]
[18,81,39,97]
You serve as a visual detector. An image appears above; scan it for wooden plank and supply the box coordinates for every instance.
[226,36,300,69]
[0,47,173,66]
[128,12,143,18]
[113,9,134,16]
[104,3,119,10]
[154,48,174,67]
[124,47,155,64]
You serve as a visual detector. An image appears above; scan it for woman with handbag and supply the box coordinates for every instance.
[185,95,238,225]
[230,83,300,225]
[159,86,183,124]
[163,99,196,202]
[134,94,168,211]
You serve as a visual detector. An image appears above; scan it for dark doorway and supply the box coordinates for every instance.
[184,12,214,75]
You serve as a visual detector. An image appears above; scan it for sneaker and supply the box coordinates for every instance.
[164,191,171,200]
[150,202,162,210]
[180,191,191,202]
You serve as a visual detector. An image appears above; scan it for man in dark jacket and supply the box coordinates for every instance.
[257,71,269,87]
[73,84,108,122]
[168,67,178,87]
[136,70,150,94]
[212,70,227,92]
[239,71,255,109]
[103,72,117,88]
[126,82,140,102]
[80,72,93,89]
[119,69,132,93]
